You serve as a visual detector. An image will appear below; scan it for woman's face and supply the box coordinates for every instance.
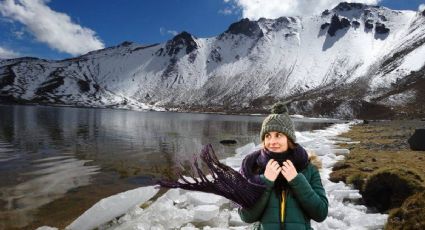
[264,131,288,153]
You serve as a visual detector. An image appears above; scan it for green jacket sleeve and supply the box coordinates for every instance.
[288,164,328,222]
[238,174,274,223]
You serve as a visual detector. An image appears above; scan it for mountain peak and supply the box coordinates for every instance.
[163,31,198,56]
[119,41,134,47]
[322,2,383,16]
[333,2,369,11]
[223,18,264,38]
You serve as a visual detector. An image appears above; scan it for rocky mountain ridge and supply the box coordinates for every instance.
[1,2,424,119]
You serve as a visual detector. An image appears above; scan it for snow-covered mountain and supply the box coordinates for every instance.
[1,2,424,119]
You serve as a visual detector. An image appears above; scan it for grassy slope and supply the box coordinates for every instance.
[329,120,425,229]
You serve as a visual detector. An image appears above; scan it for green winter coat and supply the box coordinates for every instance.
[238,162,328,230]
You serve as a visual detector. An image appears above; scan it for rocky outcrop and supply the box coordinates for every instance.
[365,19,374,30]
[351,20,360,28]
[164,31,198,56]
[375,22,390,34]
[408,129,425,151]
[320,22,330,30]
[327,14,350,36]
[0,65,15,88]
[333,2,366,11]
[223,18,264,38]
[322,9,331,16]
[77,79,91,93]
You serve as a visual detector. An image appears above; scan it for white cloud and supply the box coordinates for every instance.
[0,46,20,59]
[160,27,178,36]
[167,30,178,36]
[419,4,425,12]
[0,0,104,56]
[227,0,381,19]
[13,30,25,39]
[219,8,233,15]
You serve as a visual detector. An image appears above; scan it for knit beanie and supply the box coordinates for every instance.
[260,102,296,142]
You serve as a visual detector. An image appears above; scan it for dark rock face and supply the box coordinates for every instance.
[224,18,264,38]
[164,31,198,56]
[375,22,390,34]
[272,17,292,29]
[209,49,222,62]
[378,14,388,22]
[422,9,425,17]
[35,77,64,95]
[120,41,133,47]
[365,19,374,29]
[322,9,331,16]
[0,66,15,88]
[78,80,90,93]
[334,2,365,11]
[408,129,425,151]
[320,22,330,30]
[352,20,360,27]
[327,14,351,36]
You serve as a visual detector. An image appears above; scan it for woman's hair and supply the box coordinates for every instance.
[287,138,296,149]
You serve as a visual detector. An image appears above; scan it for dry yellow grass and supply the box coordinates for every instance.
[329,120,425,229]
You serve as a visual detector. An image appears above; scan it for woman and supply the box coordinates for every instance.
[238,102,328,229]
[159,102,328,229]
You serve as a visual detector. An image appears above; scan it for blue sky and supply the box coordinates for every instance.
[0,0,424,60]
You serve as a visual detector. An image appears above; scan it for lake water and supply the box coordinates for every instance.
[0,105,337,229]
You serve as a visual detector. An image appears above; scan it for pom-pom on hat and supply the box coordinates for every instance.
[260,102,296,142]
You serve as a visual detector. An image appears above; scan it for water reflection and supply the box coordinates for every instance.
[0,105,336,229]
[0,149,99,229]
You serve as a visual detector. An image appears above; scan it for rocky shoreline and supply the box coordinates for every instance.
[330,120,425,229]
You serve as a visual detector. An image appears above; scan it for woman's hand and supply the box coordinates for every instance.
[264,159,281,182]
[281,160,298,182]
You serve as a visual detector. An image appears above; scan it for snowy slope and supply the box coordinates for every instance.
[1,2,424,118]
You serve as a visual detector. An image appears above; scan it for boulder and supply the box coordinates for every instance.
[408,129,425,151]
[219,139,237,145]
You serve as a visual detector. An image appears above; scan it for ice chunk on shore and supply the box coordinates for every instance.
[66,186,159,230]
[332,149,350,155]
[186,191,228,206]
[36,227,58,230]
[192,205,220,222]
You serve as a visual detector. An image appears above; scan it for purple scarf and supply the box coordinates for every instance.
[159,144,309,209]
[159,144,267,209]
[240,144,309,186]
